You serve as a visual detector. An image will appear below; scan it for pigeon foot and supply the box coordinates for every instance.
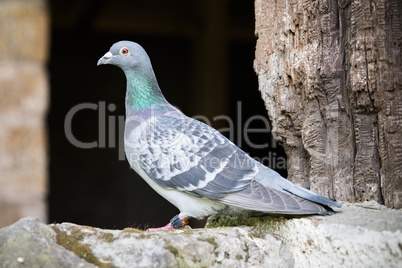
[147,214,189,231]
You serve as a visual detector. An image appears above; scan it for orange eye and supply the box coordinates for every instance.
[119,47,130,56]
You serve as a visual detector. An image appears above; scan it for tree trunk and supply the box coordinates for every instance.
[254,0,402,208]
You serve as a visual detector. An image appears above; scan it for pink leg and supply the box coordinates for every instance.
[147,213,189,231]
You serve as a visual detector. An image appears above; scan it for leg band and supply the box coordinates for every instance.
[170,215,185,229]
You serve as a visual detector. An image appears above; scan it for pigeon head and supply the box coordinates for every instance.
[97,41,152,72]
[98,41,169,113]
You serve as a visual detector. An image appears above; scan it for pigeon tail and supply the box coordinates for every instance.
[254,165,341,209]
[282,185,342,208]
[220,180,335,215]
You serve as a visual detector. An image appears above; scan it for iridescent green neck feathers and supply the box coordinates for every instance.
[125,69,167,113]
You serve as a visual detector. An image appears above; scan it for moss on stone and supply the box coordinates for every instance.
[206,212,288,239]
[207,213,286,229]
[81,226,96,232]
[98,232,116,243]
[248,217,287,238]
[181,228,193,235]
[243,242,250,262]
[122,227,143,233]
[165,245,179,256]
[51,226,115,268]
[122,228,145,239]
[197,237,218,250]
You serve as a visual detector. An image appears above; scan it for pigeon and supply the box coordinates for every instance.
[97,41,341,230]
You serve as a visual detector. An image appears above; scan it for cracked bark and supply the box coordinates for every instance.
[254,0,402,208]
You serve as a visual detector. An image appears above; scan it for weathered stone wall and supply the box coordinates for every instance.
[254,0,402,208]
[0,0,49,227]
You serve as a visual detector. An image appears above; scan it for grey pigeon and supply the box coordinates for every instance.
[97,41,341,230]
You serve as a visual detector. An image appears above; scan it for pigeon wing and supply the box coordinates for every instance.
[137,115,257,199]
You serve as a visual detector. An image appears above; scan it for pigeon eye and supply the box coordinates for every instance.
[120,47,130,56]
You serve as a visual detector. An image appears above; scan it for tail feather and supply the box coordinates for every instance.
[220,180,335,215]
[283,185,342,208]
[256,166,342,209]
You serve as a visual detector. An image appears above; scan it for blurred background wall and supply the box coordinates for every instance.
[0,0,48,227]
[0,0,287,229]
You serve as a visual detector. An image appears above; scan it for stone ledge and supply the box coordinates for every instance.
[0,202,401,267]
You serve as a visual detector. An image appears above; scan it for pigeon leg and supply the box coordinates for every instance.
[147,213,189,231]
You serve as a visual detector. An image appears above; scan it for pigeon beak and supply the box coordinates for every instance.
[97,51,114,66]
